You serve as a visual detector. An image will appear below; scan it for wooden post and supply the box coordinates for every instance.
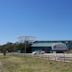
[64,53,65,62]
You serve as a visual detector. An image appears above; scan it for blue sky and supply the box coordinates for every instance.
[0,0,72,44]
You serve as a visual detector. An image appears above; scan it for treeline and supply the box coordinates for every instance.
[0,42,32,53]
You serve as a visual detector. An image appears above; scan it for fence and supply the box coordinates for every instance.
[4,53,72,62]
[33,53,72,62]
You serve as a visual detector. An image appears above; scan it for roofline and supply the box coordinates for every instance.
[34,40,72,42]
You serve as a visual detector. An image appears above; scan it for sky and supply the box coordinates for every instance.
[0,0,72,44]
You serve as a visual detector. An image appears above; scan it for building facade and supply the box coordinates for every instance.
[31,40,71,53]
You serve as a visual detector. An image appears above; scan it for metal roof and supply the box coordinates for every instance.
[32,42,68,51]
[32,42,54,47]
[32,41,64,47]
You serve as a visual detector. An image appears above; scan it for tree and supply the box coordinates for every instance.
[1,44,7,56]
[18,36,35,53]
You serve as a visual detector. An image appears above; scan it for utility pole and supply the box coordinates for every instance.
[25,40,26,53]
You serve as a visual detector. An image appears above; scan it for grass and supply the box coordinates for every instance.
[0,54,72,72]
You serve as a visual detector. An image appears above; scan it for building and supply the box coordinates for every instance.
[31,41,69,53]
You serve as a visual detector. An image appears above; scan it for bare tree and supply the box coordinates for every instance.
[18,36,36,43]
[18,36,36,53]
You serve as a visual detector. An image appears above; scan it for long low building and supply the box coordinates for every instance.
[31,41,68,53]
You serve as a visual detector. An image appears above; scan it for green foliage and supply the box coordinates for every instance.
[0,42,32,53]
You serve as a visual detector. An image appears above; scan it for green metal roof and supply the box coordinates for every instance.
[32,42,54,47]
[32,41,68,50]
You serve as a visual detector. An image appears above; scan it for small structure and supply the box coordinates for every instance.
[31,41,68,53]
[52,43,68,53]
